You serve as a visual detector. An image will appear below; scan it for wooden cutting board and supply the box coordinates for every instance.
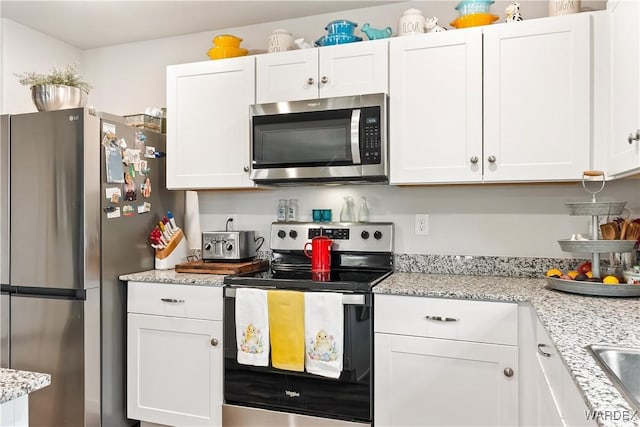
[175,259,268,275]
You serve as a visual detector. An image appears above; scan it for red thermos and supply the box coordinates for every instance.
[304,235,333,273]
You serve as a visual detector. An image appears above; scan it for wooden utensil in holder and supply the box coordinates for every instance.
[155,229,188,270]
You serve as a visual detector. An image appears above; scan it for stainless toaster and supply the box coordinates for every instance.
[202,231,256,261]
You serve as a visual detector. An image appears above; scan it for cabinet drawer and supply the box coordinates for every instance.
[535,316,565,414]
[374,295,518,345]
[127,282,222,321]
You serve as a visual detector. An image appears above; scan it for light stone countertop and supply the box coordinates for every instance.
[375,273,640,427]
[0,368,51,404]
[120,269,224,286]
[119,269,640,426]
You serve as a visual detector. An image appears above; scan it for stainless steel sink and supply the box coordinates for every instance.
[587,345,640,410]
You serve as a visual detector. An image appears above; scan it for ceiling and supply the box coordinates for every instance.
[1,1,398,50]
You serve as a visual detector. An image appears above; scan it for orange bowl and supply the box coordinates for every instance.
[450,13,499,28]
[207,46,249,60]
[213,34,243,48]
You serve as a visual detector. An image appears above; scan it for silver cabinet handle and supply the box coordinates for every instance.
[307,77,315,85]
[487,155,496,163]
[537,343,552,357]
[211,338,219,347]
[321,76,329,84]
[504,367,514,377]
[425,315,459,322]
[243,166,249,172]
[470,156,479,164]
[160,298,185,303]
[628,129,640,144]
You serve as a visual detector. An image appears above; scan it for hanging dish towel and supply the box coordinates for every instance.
[304,292,344,379]
[267,290,305,372]
[235,288,269,366]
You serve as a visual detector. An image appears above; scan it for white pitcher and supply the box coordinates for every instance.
[268,29,294,53]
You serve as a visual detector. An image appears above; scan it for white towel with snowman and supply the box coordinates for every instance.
[304,292,344,378]
[235,288,270,366]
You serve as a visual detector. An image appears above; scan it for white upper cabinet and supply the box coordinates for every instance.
[390,14,592,185]
[607,0,640,177]
[389,29,483,184]
[256,39,389,104]
[166,57,255,189]
[483,14,591,183]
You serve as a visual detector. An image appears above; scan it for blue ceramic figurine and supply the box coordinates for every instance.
[361,23,392,40]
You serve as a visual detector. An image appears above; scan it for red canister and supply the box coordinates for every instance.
[304,236,333,273]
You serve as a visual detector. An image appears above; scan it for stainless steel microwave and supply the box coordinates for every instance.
[250,93,388,185]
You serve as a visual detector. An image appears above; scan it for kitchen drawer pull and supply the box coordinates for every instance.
[321,76,329,84]
[628,130,640,144]
[211,338,219,347]
[487,155,496,163]
[307,77,315,85]
[160,298,185,303]
[470,156,479,164]
[537,343,552,357]
[425,315,459,322]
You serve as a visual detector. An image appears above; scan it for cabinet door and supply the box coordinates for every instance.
[256,49,318,103]
[389,29,483,184]
[127,314,222,427]
[608,0,640,177]
[375,333,518,427]
[483,14,591,182]
[166,58,255,189]
[318,39,389,99]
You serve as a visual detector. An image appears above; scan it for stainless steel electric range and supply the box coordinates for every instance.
[222,222,394,427]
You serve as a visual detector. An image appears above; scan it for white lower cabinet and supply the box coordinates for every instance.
[520,304,594,427]
[127,282,223,427]
[374,295,519,426]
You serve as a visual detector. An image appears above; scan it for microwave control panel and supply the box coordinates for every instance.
[362,107,381,165]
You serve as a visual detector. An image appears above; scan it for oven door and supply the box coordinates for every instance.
[223,287,372,423]
[250,93,387,184]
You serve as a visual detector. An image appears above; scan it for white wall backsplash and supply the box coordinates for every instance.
[198,179,640,258]
[0,18,83,115]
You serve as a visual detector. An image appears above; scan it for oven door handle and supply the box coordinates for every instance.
[224,287,365,305]
[350,109,361,165]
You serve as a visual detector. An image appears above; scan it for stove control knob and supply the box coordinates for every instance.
[225,242,234,252]
[361,230,370,240]
[277,230,286,239]
[289,230,298,239]
[204,242,212,251]
[374,231,383,240]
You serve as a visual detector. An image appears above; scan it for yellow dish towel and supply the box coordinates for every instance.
[267,290,305,372]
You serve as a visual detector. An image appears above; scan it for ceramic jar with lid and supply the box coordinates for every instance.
[268,29,294,53]
[399,8,426,36]
[548,0,580,16]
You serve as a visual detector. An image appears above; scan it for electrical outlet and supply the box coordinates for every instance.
[415,214,429,236]
[225,215,238,231]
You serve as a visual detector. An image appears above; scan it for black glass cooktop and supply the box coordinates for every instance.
[223,268,392,292]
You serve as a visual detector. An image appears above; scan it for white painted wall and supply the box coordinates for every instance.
[1,0,619,259]
[0,18,83,114]
[197,179,640,258]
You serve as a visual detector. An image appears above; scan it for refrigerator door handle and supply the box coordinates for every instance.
[12,286,86,300]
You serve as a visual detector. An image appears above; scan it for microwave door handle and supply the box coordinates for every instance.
[350,109,362,165]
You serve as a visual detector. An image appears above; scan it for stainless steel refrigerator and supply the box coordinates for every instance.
[0,108,184,426]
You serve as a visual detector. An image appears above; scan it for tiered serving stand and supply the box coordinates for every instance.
[545,171,640,297]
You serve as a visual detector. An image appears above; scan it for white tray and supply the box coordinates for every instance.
[545,277,640,297]
[557,239,636,253]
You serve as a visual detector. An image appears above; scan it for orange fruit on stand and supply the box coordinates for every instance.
[602,276,620,285]
[546,268,563,277]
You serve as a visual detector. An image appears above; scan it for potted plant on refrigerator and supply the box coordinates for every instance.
[15,62,92,111]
